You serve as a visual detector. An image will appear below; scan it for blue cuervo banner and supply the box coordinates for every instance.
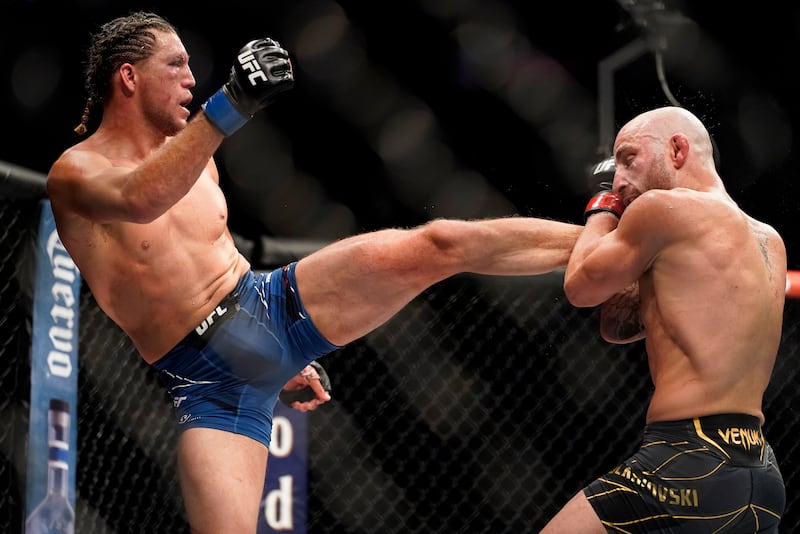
[25,199,80,534]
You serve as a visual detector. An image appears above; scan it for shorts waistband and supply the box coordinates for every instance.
[646,414,766,464]
[178,288,241,350]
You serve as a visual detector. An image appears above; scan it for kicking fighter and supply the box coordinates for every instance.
[46,12,583,532]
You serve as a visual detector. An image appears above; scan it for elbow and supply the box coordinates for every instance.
[123,191,169,224]
[564,287,596,308]
[563,277,590,307]
[127,205,162,224]
[104,199,158,224]
[119,172,179,223]
[563,271,603,308]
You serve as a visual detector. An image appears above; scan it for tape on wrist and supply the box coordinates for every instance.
[201,89,249,136]
[279,361,332,406]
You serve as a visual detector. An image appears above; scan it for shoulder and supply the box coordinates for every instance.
[746,215,783,240]
[49,135,123,179]
[624,188,733,223]
[629,187,709,209]
[46,142,115,198]
[621,188,696,227]
[746,215,787,257]
[616,189,732,254]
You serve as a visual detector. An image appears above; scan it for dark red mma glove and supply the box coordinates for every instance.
[584,189,625,222]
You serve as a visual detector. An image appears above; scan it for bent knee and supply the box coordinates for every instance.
[541,491,605,534]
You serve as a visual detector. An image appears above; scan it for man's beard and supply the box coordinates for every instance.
[145,107,184,137]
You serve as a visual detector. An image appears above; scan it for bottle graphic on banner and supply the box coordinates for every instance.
[25,399,75,534]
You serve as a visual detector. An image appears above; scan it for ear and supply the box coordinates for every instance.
[118,64,136,96]
[670,133,690,169]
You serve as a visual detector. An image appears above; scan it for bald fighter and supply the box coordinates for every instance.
[544,106,786,533]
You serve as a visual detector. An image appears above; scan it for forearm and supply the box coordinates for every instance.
[563,213,619,306]
[130,37,293,221]
[569,214,617,264]
[126,114,224,221]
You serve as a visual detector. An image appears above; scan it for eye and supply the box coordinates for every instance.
[622,154,634,168]
[169,54,188,68]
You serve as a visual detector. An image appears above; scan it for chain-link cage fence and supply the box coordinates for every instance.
[1,195,799,533]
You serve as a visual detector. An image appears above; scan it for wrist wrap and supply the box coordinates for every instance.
[279,361,332,406]
[202,88,249,136]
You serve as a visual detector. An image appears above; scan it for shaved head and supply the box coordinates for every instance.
[618,106,714,166]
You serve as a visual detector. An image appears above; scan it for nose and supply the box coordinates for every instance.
[185,66,196,88]
[612,172,627,194]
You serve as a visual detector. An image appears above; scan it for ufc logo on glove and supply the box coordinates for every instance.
[237,51,268,85]
[203,37,293,136]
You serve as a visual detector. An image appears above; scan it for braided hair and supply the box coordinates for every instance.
[74,11,177,135]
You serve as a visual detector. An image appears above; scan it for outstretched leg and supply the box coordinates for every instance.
[295,217,581,346]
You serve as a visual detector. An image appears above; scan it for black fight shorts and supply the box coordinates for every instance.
[584,414,785,533]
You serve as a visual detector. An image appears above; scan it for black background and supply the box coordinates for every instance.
[3,2,800,532]
[3,0,799,267]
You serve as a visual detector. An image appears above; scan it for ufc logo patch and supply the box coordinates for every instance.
[593,158,615,174]
[194,304,229,336]
[237,51,268,86]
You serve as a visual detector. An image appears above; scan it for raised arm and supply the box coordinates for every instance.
[46,116,223,224]
[47,37,293,224]
[564,190,665,308]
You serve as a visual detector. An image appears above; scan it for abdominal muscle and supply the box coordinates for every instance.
[65,189,251,364]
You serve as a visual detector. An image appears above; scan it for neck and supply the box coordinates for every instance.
[93,110,171,160]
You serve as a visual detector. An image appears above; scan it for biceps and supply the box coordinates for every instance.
[50,166,137,222]
[575,235,645,301]
[57,179,124,221]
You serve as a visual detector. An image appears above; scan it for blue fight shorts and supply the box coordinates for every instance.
[151,263,340,448]
[584,414,785,533]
